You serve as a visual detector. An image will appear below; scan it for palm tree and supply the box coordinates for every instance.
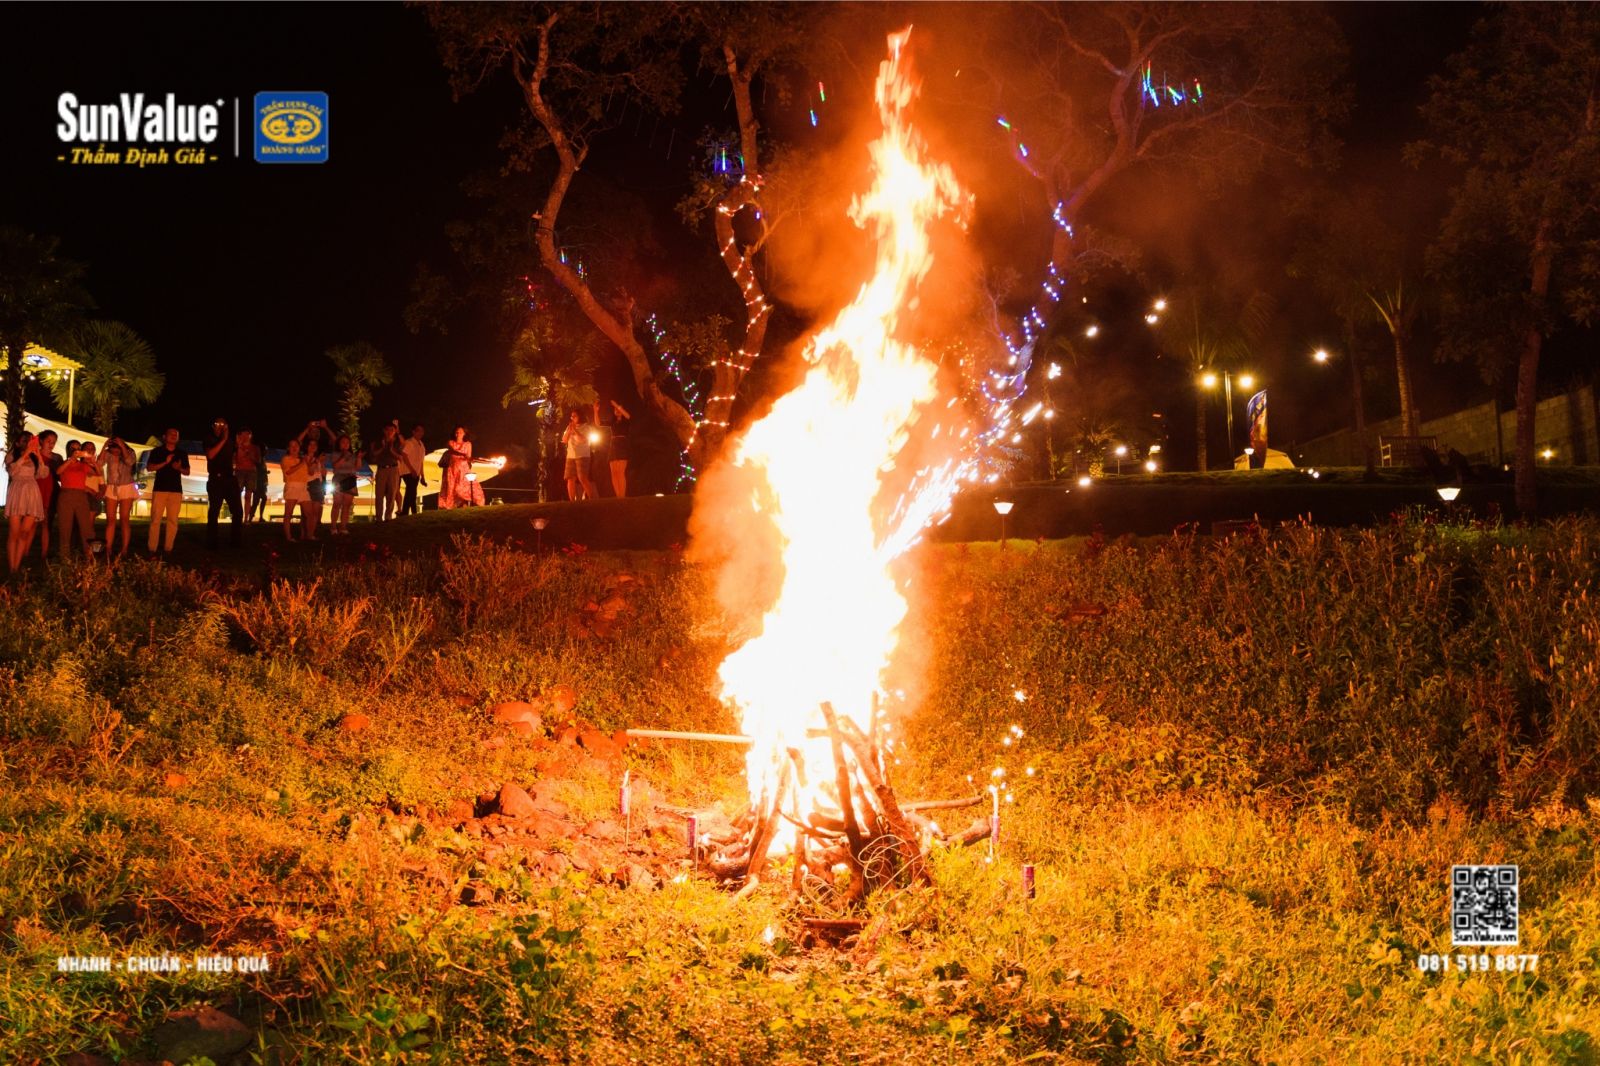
[501,323,597,502]
[1368,278,1424,438]
[0,226,92,449]
[325,342,393,449]
[45,320,164,434]
[1163,287,1271,471]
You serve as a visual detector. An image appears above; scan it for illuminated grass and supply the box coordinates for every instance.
[2,516,1598,1062]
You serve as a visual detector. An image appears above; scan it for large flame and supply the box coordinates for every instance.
[715,30,972,812]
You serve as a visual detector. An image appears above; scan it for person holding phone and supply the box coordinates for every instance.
[204,417,243,548]
[98,434,139,561]
[145,427,189,555]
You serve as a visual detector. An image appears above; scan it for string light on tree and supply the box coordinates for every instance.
[1141,64,1203,108]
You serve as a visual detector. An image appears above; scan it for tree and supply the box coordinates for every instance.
[1286,184,1436,445]
[1413,3,1600,514]
[44,320,164,435]
[426,3,810,467]
[325,342,393,448]
[0,226,92,450]
[1157,284,1270,470]
[501,313,598,502]
[950,4,1347,282]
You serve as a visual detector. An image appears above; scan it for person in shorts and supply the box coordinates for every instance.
[561,409,597,502]
[98,434,140,561]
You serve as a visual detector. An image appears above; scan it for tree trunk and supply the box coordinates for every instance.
[1515,216,1555,516]
[1393,327,1419,438]
[532,410,549,504]
[1195,391,1208,472]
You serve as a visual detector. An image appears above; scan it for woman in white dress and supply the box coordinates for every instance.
[7,432,46,573]
[279,437,312,541]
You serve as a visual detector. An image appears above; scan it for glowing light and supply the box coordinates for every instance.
[1114,444,1128,457]
[1046,363,1061,380]
[1238,374,1256,389]
[1154,298,1167,312]
[1145,313,1160,325]
[993,500,1014,515]
[1085,325,1100,338]
[1077,475,1091,488]
[1313,348,1330,364]
[1201,373,1218,389]
[1143,459,1157,473]
[1437,486,1460,501]
[587,430,601,445]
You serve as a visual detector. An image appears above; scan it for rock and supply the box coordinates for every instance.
[162,771,189,790]
[624,863,658,891]
[597,594,627,619]
[150,1006,253,1064]
[548,684,578,716]
[567,840,603,872]
[536,852,574,878]
[490,701,542,732]
[528,787,570,818]
[577,729,620,761]
[445,798,475,824]
[338,713,371,732]
[505,720,535,736]
[553,725,579,747]
[582,819,623,841]
[496,783,538,820]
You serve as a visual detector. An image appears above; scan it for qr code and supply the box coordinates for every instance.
[1452,865,1518,946]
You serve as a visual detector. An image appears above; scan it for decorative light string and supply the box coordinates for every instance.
[1141,63,1203,108]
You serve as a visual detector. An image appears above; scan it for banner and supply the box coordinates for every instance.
[1247,389,1268,460]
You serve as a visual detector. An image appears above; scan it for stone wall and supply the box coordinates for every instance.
[1299,383,1598,468]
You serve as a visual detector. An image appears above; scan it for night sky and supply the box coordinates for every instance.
[10,2,1559,476]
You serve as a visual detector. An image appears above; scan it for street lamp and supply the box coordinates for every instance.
[1113,443,1128,474]
[993,500,1014,549]
[1199,369,1256,461]
[1436,486,1460,502]
[533,516,548,552]
[1312,348,1330,364]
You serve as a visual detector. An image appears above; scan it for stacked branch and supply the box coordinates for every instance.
[702,702,963,903]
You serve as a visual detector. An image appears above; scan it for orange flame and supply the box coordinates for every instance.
[713,30,972,814]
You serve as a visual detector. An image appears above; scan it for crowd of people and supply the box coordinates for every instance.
[4,418,481,572]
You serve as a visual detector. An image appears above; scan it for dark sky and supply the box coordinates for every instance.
[8,2,1548,465]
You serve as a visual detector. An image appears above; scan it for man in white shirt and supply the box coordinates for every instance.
[400,423,428,516]
[561,409,597,501]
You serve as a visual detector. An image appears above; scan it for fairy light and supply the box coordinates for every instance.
[1141,63,1204,108]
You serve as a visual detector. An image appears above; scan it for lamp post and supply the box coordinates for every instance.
[1113,444,1127,475]
[1199,370,1255,463]
[993,500,1013,550]
[533,516,548,553]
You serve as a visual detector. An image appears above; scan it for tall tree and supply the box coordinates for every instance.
[326,341,393,448]
[1287,184,1435,444]
[44,320,164,435]
[1413,3,1600,514]
[0,226,92,450]
[427,3,809,467]
[952,4,1347,283]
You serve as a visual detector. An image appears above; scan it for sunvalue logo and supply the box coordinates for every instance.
[56,92,227,166]
[254,92,328,163]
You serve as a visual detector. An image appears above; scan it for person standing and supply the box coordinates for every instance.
[300,434,327,541]
[145,427,189,555]
[400,423,427,516]
[35,430,60,559]
[597,398,632,498]
[56,443,98,560]
[437,426,474,509]
[234,428,262,524]
[366,421,404,522]
[98,434,139,561]
[329,435,360,535]
[6,432,45,573]
[204,417,243,548]
[561,410,597,502]
[279,437,311,541]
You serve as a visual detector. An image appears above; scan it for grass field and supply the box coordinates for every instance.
[2,510,1598,1063]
